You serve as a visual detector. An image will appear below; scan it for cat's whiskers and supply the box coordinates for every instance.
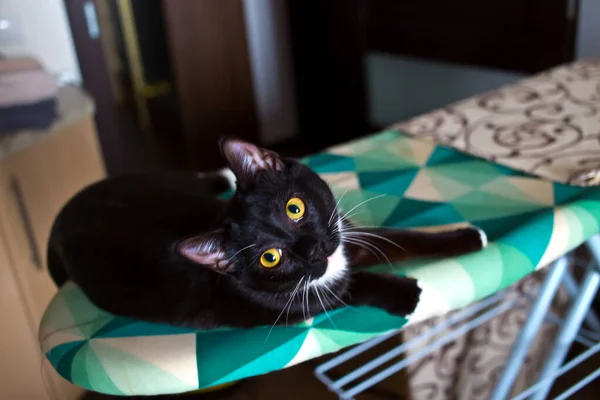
[342,230,407,253]
[331,194,386,236]
[333,210,368,235]
[286,275,306,325]
[342,235,388,260]
[314,286,337,328]
[265,277,305,343]
[328,189,349,228]
[301,279,307,321]
[304,275,311,320]
[338,194,386,226]
[341,235,393,268]
[322,282,349,308]
[320,286,339,312]
[339,210,364,226]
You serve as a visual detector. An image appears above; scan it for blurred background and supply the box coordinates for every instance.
[2,0,598,175]
[0,0,599,399]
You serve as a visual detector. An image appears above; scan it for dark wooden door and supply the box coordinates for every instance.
[63,0,127,175]
[162,0,259,170]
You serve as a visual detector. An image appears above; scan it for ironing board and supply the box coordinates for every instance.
[39,60,600,397]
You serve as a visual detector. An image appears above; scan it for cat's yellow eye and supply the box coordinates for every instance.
[286,197,305,221]
[260,248,282,268]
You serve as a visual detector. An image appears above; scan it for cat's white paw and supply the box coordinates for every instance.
[406,281,450,325]
[475,227,488,248]
[219,168,237,190]
[197,168,237,190]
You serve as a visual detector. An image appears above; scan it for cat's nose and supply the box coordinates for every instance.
[309,242,327,263]
[323,240,337,256]
[295,236,327,263]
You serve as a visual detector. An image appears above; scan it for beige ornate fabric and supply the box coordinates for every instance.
[394,60,600,186]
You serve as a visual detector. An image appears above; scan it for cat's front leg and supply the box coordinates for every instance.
[345,272,421,316]
[346,225,487,268]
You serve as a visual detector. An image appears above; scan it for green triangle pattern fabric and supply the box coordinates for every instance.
[40,131,600,396]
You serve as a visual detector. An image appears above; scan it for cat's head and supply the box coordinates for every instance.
[178,139,349,294]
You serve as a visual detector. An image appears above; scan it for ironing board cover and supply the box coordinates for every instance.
[39,61,600,396]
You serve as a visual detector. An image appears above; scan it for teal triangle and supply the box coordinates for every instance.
[426,146,474,166]
[209,330,311,387]
[312,306,406,333]
[337,190,399,226]
[471,209,546,241]
[456,202,548,222]
[452,189,542,207]
[553,183,589,205]
[578,189,600,202]
[383,199,465,228]
[354,154,417,171]
[358,169,419,197]
[452,190,548,221]
[496,208,554,266]
[70,342,124,395]
[218,190,234,200]
[313,327,397,350]
[497,243,536,290]
[195,326,308,388]
[309,307,347,329]
[59,284,113,338]
[46,340,87,382]
[427,161,501,187]
[92,317,197,338]
[304,153,356,173]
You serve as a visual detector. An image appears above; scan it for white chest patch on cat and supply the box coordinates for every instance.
[310,243,348,288]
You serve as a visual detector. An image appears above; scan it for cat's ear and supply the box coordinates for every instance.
[177,230,232,273]
[219,138,285,187]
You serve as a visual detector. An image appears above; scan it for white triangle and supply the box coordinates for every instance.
[328,140,375,156]
[98,334,199,388]
[39,327,84,353]
[40,295,81,335]
[284,330,324,368]
[404,170,443,201]
[320,172,360,191]
[387,137,435,165]
[505,177,555,206]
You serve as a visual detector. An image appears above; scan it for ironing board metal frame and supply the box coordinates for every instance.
[315,236,600,399]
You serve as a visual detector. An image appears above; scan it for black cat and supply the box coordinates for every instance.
[47,139,486,328]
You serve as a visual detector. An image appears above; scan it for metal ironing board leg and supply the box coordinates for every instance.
[489,257,569,400]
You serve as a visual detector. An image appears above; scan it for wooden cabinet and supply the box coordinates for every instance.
[0,89,105,399]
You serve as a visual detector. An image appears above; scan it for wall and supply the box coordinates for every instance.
[577,0,600,59]
[0,0,81,83]
[367,55,523,127]
[242,0,297,145]
[368,0,600,127]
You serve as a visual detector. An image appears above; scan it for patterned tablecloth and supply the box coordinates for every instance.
[395,59,600,186]
[40,129,600,396]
